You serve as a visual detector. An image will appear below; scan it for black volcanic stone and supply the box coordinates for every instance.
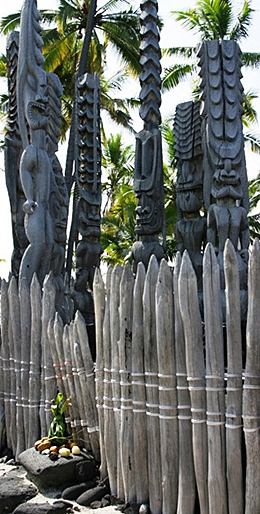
[76,483,109,506]
[61,480,96,500]
[0,475,38,513]
[18,448,96,489]
[13,501,69,513]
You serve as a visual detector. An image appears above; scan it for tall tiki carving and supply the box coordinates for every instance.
[173,101,206,291]
[132,0,165,272]
[198,40,250,317]
[16,0,68,289]
[71,73,102,359]
[5,31,28,277]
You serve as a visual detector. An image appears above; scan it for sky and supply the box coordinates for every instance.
[0,0,260,279]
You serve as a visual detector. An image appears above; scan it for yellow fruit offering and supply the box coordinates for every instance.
[59,447,70,457]
[50,446,59,453]
[38,440,51,452]
[71,445,81,455]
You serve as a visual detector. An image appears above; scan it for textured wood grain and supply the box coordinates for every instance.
[224,240,243,514]
[203,243,227,514]
[179,251,208,514]
[156,259,178,514]
[174,252,196,514]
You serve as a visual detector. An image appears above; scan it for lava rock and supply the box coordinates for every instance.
[18,448,96,489]
[90,500,102,509]
[0,475,38,514]
[76,483,109,506]
[13,501,69,513]
[75,458,96,483]
[101,496,111,507]
[61,480,96,500]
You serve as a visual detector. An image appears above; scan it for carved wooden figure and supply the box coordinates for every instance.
[198,40,250,316]
[5,31,28,278]
[71,73,102,359]
[173,101,206,291]
[132,0,165,272]
[16,0,54,286]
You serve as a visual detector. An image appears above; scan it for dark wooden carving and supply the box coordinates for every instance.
[173,101,206,291]
[71,73,102,358]
[132,0,165,272]
[198,40,250,317]
[5,31,28,278]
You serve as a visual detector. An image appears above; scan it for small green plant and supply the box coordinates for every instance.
[48,393,71,446]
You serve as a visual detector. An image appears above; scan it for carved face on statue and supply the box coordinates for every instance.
[135,192,163,236]
[211,159,242,201]
[178,187,203,216]
[25,69,48,133]
[78,200,101,240]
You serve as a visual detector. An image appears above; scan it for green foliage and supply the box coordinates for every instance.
[163,0,260,89]
[248,174,260,241]
[172,0,253,41]
[48,393,71,446]
[101,183,136,265]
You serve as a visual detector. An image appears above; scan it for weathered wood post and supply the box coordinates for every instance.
[156,259,178,514]
[143,255,161,514]
[93,268,107,479]
[74,311,100,460]
[63,323,79,441]
[54,313,71,431]
[0,312,5,447]
[1,280,11,449]
[69,321,89,445]
[174,252,196,514]
[9,276,23,456]
[19,277,31,448]
[28,274,42,447]
[132,262,149,505]
[103,266,118,495]
[179,251,208,514]
[203,243,227,514]
[47,319,63,396]
[110,264,124,499]
[243,238,260,514]
[41,273,57,434]
[119,263,135,503]
[224,239,244,514]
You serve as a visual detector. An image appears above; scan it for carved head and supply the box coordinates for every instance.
[78,200,101,239]
[17,0,48,147]
[211,159,242,200]
[135,192,163,236]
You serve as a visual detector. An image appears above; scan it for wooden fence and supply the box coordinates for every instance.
[0,239,259,513]
[93,240,260,514]
[0,272,99,461]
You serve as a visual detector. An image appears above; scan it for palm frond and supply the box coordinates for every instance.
[229,0,254,41]
[0,12,21,34]
[0,54,7,78]
[244,132,260,154]
[99,11,141,76]
[162,46,196,59]
[242,89,258,125]
[162,63,195,91]
[241,52,260,68]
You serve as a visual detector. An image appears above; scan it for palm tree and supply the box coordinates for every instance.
[162,0,260,92]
